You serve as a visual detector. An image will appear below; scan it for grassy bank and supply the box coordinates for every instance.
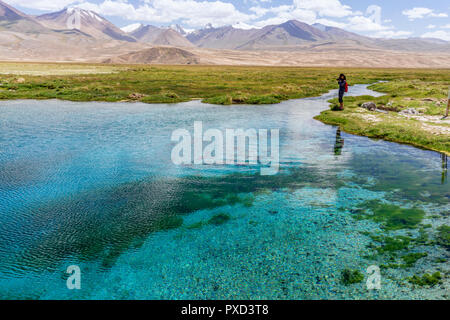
[0,63,432,104]
[0,63,449,153]
[315,75,450,155]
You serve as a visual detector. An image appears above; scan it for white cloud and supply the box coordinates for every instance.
[373,30,413,39]
[421,30,450,41]
[250,0,353,27]
[72,0,256,28]
[2,0,428,40]
[314,18,347,29]
[402,7,448,20]
[293,0,353,18]
[4,0,81,11]
[346,14,388,32]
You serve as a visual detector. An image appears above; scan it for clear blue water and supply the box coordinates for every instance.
[0,85,448,300]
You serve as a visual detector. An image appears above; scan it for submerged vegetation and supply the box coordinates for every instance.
[408,272,443,287]
[354,198,447,284]
[354,201,425,231]
[341,269,364,285]
[13,165,345,272]
[208,213,232,226]
[437,225,450,249]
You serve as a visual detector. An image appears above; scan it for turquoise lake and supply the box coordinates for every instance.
[0,84,448,299]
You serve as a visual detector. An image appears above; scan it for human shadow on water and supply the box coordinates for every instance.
[442,153,448,185]
[334,127,345,156]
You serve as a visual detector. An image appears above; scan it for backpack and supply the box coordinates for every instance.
[345,82,349,93]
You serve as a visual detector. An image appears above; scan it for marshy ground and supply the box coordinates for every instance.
[0,63,448,154]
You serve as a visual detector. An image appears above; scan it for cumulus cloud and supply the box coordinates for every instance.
[4,0,81,11]
[293,0,353,18]
[250,0,354,27]
[373,30,413,39]
[346,14,387,32]
[79,0,256,28]
[402,7,448,20]
[1,0,425,40]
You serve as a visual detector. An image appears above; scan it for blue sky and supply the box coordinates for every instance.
[5,0,450,40]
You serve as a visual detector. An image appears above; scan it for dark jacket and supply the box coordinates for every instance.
[338,79,347,92]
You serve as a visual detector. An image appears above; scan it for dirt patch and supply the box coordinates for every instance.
[400,114,450,125]
[421,123,450,136]
[356,113,382,123]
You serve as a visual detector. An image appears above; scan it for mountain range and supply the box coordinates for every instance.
[36,8,136,42]
[186,20,450,52]
[129,24,193,47]
[1,0,449,67]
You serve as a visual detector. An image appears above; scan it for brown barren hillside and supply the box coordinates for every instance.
[103,47,200,65]
[101,46,450,68]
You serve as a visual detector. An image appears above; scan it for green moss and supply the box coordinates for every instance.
[401,252,428,268]
[436,225,450,249]
[355,201,425,230]
[208,213,231,226]
[372,235,412,253]
[408,272,442,287]
[240,195,255,207]
[341,269,364,285]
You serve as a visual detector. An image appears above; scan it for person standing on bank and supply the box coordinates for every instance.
[443,86,450,120]
[337,74,348,110]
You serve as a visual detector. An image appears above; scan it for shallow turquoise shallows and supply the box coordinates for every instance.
[0,85,448,300]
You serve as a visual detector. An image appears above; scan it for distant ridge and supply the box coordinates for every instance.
[0,0,49,33]
[129,25,194,47]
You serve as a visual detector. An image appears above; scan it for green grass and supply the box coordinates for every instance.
[1,63,449,153]
[0,64,379,104]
